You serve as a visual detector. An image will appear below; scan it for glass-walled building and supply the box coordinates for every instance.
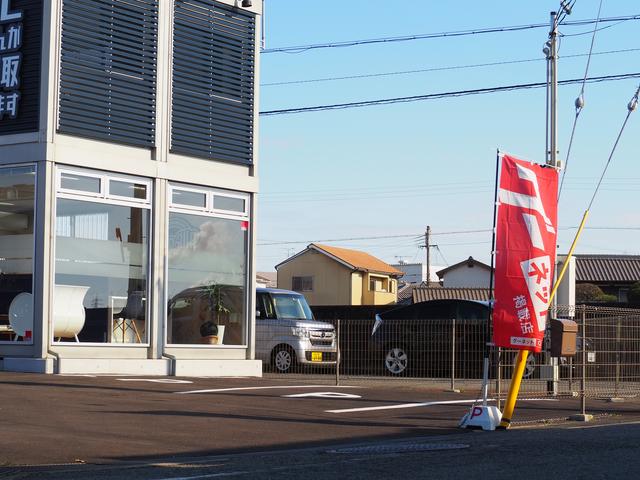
[0,0,262,376]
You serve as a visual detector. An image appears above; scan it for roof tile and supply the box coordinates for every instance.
[312,244,404,276]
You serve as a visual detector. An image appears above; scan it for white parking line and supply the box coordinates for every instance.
[176,385,361,395]
[568,420,640,429]
[326,398,558,414]
[326,399,481,414]
[284,392,362,399]
[118,378,193,384]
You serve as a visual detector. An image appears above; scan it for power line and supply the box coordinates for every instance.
[261,180,488,196]
[559,0,604,201]
[587,84,640,211]
[262,15,640,54]
[257,233,423,246]
[260,72,640,116]
[261,177,640,198]
[261,47,640,87]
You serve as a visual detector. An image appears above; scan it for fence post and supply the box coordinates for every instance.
[449,319,458,392]
[496,347,502,411]
[335,319,341,387]
[615,316,621,398]
[570,305,592,421]
[581,306,587,416]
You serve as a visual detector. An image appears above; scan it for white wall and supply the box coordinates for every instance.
[392,263,425,283]
[442,266,492,288]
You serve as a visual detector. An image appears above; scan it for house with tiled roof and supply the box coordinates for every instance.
[413,286,491,303]
[437,256,493,288]
[275,244,404,306]
[573,254,640,302]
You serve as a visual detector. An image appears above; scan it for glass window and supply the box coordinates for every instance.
[292,276,313,292]
[213,195,245,213]
[54,175,150,344]
[272,293,313,321]
[60,172,101,194]
[0,166,36,343]
[167,212,248,346]
[172,189,206,209]
[109,180,148,200]
[369,276,387,292]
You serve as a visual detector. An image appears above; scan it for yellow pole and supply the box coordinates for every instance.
[548,210,589,305]
[497,349,529,429]
[498,210,590,429]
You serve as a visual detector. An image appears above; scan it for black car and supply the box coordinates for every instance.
[370,299,490,377]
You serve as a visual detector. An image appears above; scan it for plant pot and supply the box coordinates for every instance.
[200,335,219,345]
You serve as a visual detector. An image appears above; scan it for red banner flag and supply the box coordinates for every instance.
[493,154,559,352]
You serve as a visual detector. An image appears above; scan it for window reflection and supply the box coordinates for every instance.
[0,166,36,343]
[167,212,247,346]
[54,198,149,343]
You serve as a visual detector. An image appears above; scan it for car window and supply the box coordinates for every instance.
[272,293,313,320]
[257,293,276,319]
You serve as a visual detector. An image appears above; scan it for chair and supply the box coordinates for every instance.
[112,291,145,343]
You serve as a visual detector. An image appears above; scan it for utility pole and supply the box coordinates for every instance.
[420,226,439,285]
[425,226,431,286]
[546,10,559,167]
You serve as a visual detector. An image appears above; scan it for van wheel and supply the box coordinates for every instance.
[273,345,297,373]
[384,346,408,375]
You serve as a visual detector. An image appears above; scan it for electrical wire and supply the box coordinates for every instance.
[257,233,424,247]
[559,0,604,201]
[262,14,640,54]
[260,72,640,116]
[587,84,640,211]
[560,20,625,36]
[261,47,640,87]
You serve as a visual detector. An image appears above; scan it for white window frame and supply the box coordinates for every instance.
[165,182,251,348]
[56,167,152,206]
[52,166,153,347]
[169,184,249,218]
[169,185,210,213]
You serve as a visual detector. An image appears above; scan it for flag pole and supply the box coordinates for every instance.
[500,7,563,429]
[483,149,501,406]
[458,150,504,431]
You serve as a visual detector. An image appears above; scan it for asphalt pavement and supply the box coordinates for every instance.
[1,372,639,479]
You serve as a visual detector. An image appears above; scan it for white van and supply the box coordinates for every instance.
[255,288,337,373]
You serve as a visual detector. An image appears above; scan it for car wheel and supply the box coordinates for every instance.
[522,354,536,379]
[272,345,296,373]
[384,346,408,375]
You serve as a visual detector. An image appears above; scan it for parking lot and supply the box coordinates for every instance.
[2,371,640,470]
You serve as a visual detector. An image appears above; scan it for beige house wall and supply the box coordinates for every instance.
[277,250,352,305]
[361,273,397,305]
[351,272,363,305]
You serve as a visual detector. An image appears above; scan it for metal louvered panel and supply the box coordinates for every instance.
[171,0,255,165]
[58,0,158,147]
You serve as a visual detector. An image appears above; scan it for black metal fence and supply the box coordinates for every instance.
[259,305,640,403]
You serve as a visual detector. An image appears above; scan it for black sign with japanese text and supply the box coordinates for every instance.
[0,0,42,135]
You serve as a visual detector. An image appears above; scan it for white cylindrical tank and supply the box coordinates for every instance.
[53,284,90,338]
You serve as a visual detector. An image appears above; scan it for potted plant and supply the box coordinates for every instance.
[198,283,230,343]
[199,320,219,344]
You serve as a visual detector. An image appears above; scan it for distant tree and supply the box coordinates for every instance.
[576,283,616,303]
[629,281,640,304]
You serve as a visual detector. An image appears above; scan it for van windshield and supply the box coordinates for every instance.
[272,293,314,320]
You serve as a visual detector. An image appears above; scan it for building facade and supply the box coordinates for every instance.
[436,257,493,288]
[276,244,403,306]
[0,0,262,375]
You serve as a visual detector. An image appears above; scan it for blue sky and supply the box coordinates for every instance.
[257,0,640,272]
